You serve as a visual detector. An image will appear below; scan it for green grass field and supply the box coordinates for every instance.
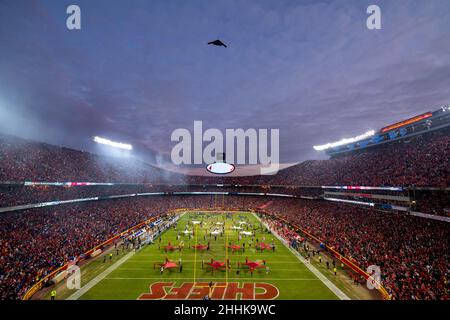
[46,211,346,300]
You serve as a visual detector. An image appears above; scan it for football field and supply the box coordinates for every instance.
[64,212,342,300]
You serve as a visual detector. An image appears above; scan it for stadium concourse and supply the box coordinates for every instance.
[0,126,449,301]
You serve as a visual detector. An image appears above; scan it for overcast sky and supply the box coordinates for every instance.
[0,0,449,175]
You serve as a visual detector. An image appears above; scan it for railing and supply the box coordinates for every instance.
[21,213,170,300]
[2,181,448,191]
[257,210,391,300]
[23,205,391,300]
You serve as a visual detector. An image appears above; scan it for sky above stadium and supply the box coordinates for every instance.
[0,0,449,175]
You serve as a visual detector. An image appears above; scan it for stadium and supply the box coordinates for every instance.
[1,106,449,301]
[0,0,449,307]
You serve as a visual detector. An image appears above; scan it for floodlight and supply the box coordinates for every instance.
[313,130,375,151]
[93,136,133,150]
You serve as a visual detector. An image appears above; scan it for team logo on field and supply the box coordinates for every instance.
[138,282,279,300]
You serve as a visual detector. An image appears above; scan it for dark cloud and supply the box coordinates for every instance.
[0,0,449,174]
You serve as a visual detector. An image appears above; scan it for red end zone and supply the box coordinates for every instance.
[138,282,279,300]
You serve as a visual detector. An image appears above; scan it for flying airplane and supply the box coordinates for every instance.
[208,39,227,47]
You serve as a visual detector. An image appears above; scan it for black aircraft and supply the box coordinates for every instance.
[208,39,227,48]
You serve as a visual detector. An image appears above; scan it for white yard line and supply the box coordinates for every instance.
[125,260,307,264]
[66,213,187,300]
[117,267,310,272]
[67,211,349,300]
[252,212,351,300]
[104,277,320,281]
[134,254,299,258]
[66,251,136,300]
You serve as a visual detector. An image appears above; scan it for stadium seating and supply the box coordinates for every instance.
[0,184,322,208]
[0,134,184,183]
[0,128,448,300]
[0,196,448,300]
[256,198,449,300]
[1,129,449,187]
[0,196,208,299]
[190,128,450,187]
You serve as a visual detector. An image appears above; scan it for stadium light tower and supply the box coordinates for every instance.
[313,130,375,151]
[93,136,133,150]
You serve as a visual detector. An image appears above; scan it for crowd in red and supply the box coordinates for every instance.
[0,184,323,208]
[192,129,450,187]
[254,198,449,300]
[1,129,449,187]
[0,185,157,208]
[0,134,183,184]
[267,133,449,187]
[2,183,446,217]
[0,128,448,300]
[1,195,448,300]
[0,196,216,300]
[412,190,450,216]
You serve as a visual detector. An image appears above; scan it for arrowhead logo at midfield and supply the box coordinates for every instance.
[138,282,279,300]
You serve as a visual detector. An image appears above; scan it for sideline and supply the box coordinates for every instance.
[66,251,135,300]
[104,277,320,281]
[66,211,187,300]
[252,212,351,300]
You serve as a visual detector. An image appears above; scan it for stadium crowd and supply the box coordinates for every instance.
[0,134,184,184]
[0,185,159,208]
[267,132,449,187]
[1,129,449,188]
[0,196,211,300]
[256,198,449,300]
[1,195,448,300]
[412,190,450,217]
[191,129,450,187]
[0,184,323,208]
[0,127,448,300]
